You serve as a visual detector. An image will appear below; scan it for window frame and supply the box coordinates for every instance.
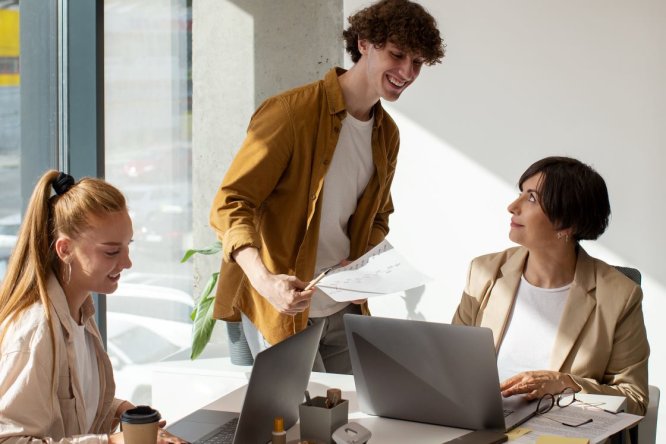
[20,0,107,343]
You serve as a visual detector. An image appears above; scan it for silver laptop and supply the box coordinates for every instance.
[343,314,536,432]
[167,322,324,444]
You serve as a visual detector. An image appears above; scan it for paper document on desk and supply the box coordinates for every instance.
[316,240,431,302]
[511,404,642,444]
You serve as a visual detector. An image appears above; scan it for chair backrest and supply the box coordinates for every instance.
[638,385,660,444]
[614,265,642,285]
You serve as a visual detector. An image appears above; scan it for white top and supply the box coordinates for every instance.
[70,322,100,431]
[496,276,570,383]
[310,113,374,317]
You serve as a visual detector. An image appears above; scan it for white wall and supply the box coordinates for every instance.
[345,0,666,439]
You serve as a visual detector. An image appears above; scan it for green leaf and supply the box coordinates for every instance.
[180,241,223,263]
[190,272,219,360]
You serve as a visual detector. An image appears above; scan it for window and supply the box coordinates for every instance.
[104,0,193,406]
[0,1,21,280]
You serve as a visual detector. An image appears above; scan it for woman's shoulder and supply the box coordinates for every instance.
[1,302,55,354]
[471,246,525,269]
[584,253,642,293]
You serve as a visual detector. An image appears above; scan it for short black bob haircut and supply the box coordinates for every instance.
[519,156,611,241]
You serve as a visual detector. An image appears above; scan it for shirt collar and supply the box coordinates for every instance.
[324,67,385,127]
[47,273,97,333]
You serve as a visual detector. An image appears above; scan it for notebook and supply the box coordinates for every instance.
[343,314,536,432]
[166,321,324,444]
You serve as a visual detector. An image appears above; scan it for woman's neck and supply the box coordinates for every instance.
[523,245,578,288]
[59,278,87,325]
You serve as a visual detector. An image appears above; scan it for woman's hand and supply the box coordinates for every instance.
[500,370,579,400]
[109,432,124,444]
[111,401,135,431]
[157,428,190,444]
[109,428,190,444]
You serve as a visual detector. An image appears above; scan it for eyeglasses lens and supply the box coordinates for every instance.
[536,394,554,415]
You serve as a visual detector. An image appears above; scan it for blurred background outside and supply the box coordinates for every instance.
[0,0,202,406]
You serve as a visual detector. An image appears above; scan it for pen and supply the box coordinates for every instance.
[303,267,333,291]
[304,390,312,406]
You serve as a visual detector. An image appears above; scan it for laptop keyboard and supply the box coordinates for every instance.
[194,417,239,444]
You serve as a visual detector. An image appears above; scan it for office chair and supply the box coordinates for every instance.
[612,266,662,443]
[614,266,642,286]
[637,385,660,444]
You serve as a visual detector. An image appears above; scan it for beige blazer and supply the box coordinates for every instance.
[0,275,123,444]
[452,246,649,415]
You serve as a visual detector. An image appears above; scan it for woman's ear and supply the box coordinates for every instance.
[54,237,72,262]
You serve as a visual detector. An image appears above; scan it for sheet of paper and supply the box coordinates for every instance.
[536,436,589,444]
[316,240,431,302]
[510,404,642,444]
[574,393,626,413]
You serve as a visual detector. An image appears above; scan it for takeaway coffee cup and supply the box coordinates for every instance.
[121,406,161,444]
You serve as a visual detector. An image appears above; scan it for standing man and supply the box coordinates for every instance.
[210,0,444,373]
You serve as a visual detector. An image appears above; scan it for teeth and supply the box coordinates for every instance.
[388,76,406,87]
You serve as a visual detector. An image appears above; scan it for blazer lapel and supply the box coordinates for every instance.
[549,248,597,371]
[480,248,527,349]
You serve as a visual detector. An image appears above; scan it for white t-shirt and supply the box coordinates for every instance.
[310,113,374,317]
[70,322,100,431]
[496,276,570,383]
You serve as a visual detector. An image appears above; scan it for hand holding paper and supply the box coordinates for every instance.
[315,240,431,302]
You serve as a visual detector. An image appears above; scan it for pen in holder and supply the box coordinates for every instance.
[299,390,349,444]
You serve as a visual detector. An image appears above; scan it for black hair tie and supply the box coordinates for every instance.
[53,172,75,196]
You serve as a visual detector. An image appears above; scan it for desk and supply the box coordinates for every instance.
[203,372,469,443]
[153,358,640,444]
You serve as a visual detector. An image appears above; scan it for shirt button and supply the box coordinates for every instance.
[311,193,316,200]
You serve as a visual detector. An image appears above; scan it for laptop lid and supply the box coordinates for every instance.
[167,321,324,443]
[344,314,510,431]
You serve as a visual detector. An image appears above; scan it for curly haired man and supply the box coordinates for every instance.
[210,0,445,373]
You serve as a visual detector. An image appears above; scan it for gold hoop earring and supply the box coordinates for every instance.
[63,262,72,285]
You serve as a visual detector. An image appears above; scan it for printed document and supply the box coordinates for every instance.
[511,403,642,444]
[316,240,431,302]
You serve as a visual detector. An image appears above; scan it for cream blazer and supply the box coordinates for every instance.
[452,246,649,415]
[0,275,124,444]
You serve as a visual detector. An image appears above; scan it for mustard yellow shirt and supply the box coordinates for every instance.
[210,68,399,344]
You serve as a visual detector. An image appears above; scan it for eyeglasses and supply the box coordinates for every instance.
[535,388,593,428]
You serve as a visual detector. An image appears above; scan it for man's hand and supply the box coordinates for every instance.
[233,246,313,315]
[252,273,314,315]
[500,370,579,400]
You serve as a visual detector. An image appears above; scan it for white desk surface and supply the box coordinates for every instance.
[153,358,638,444]
[201,372,470,443]
[153,359,468,442]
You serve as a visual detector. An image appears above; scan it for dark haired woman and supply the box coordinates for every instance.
[453,157,649,415]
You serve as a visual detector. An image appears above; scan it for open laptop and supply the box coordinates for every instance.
[167,322,324,444]
[343,314,536,432]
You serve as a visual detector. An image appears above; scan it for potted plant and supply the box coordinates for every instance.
[181,242,253,364]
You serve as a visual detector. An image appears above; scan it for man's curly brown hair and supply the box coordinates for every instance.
[343,0,445,65]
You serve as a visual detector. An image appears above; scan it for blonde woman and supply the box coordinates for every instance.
[0,171,184,444]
